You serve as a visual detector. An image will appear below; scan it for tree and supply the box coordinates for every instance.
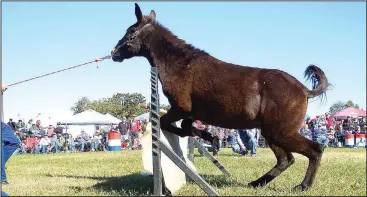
[345,100,359,109]
[70,93,147,119]
[70,97,90,115]
[329,100,360,114]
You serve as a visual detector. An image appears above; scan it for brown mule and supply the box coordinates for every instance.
[111,3,331,191]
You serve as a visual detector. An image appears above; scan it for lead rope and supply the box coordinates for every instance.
[1,55,111,122]
[6,55,111,88]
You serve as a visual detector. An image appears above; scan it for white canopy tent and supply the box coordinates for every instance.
[32,113,56,127]
[59,110,120,138]
[59,109,117,125]
[104,113,121,124]
[134,112,150,122]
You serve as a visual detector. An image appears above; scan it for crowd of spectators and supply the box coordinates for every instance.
[193,113,367,157]
[300,113,366,147]
[7,117,145,155]
[6,111,366,156]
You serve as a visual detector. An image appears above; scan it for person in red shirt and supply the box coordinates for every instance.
[326,113,334,130]
[130,120,141,140]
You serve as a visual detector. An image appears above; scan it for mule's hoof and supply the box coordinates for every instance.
[247,181,262,188]
[292,184,308,192]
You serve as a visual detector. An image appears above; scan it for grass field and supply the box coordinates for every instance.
[2,148,366,196]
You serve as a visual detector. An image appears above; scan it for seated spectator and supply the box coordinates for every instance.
[7,119,16,131]
[131,138,141,150]
[76,130,90,152]
[361,125,366,134]
[50,134,61,153]
[28,124,39,137]
[91,132,102,152]
[326,128,336,146]
[300,124,312,140]
[39,129,46,137]
[226,129,237,148]
[238,129,259,156]
[16,120,25,130]
[353,126,361,135]
[66,134,76,153]
[121,140,130,150]
[34,136,41,154]
[327,128,336,140]
[58,134,66,151]
[315,125,329,147]
[345,127,354,135]
[360,118,366,129]
[39,136,49,154]
[54,123,63,135]
[19,141,27,155]
[227,130,249,156]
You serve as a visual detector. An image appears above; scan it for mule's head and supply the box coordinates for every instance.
[111,3,156,63]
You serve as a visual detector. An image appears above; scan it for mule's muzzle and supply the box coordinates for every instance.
[111,48,123,62]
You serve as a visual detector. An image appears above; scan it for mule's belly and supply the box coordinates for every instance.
[191,102,261,129]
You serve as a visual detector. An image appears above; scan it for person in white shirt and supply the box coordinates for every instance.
[91,132,102,151]
[39,136,49,154]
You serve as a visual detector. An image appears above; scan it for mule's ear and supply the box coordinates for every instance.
[135,3,143,23]
[149,10,156,22]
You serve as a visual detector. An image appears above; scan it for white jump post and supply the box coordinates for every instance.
[147,67,219,196]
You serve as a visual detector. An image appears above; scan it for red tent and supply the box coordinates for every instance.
[331,107,367,118]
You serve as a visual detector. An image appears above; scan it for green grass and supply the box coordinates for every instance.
[3,148,366,196]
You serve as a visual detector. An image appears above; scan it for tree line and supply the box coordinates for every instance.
[329,100,360,114]
[70,93,171,120]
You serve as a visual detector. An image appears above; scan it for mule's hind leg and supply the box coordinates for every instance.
[271,132,324,191]
[248,142,295,188]
[286,134,324,191]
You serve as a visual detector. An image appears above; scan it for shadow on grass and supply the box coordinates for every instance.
[45,172,249,195]
[45,173,154,196]
[196,174,246,188]
[193,153,251,158]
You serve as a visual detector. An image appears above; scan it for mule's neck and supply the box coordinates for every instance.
[143,23,206,71]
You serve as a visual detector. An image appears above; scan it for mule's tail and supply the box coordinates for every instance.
[304,64,330,100]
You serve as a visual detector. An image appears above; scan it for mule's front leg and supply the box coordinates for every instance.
[160,109,191,137]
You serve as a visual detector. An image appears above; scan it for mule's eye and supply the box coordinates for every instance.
[127,28,136,33]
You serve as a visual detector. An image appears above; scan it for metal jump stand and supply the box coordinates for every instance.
[150,67,229,196]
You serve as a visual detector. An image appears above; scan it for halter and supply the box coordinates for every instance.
[111,23,152,55]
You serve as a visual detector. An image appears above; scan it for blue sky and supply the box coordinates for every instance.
[2,2,366,122]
